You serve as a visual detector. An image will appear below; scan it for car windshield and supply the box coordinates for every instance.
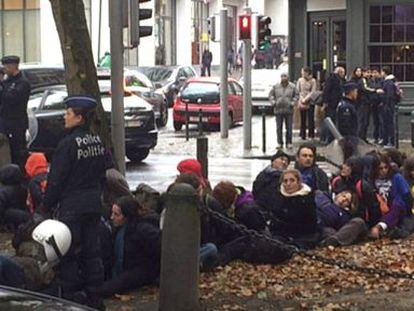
[181,82,219,102]
[139,67,173,82]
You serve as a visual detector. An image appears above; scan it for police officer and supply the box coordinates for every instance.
[0,56,30,167]
[43,95,106,309]
[336,82,358,137]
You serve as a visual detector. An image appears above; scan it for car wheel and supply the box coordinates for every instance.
[126,149,150,163]
[156,102,169,128]
[173,121,183,131]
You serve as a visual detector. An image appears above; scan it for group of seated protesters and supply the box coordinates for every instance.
[1,143,414,301]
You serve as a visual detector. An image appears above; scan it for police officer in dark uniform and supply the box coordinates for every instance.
[337,82,358,137]
[43,95,106,310]
[0,56,31,167]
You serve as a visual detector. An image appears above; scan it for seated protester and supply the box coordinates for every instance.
[176,158,212,195]
[169,173,218,271]
[294,144,329,193]
[369,153,412,239]
[403,155,414,197]
[331,156,363,194]
[212,181,266,232]
[252,150,290,213]
[0,219,71,292]
[316,190,367,246]
[103,168,131,218]
[0,164,30,229]
[269,169,320,249]
[96,196,161,298]
[383,147,405,172]
[25,152,48,214]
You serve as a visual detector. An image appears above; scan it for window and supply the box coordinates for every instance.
[368,5,414,81]
[0,0,40,62]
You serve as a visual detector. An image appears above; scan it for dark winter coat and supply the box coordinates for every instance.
[323,73,345,112]
[269,184,318,238]
[0,164,27,222]
[315,191,352,230]
[0,71,30,130]
[383,75,399,108]
[98,213,161,298]
[43,125,106,216]
[234,186,266,232]
[336,97,358,137]
[202,50,213,66]
[252,165,283,213]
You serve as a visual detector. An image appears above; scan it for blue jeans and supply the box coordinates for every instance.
[199,243,218,270]
[275,113,293,145]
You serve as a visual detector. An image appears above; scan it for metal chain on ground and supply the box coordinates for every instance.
[204,205,414,280]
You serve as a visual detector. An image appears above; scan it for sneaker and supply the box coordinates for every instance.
[377,139,384,145]
[384,143,394,148]
[276,144,283,149]
[321,236,340,247]
[286,144,293,149]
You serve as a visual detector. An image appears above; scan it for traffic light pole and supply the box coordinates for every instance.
[243,7,252,150]
[220,8,229,139]
[109,0,126,175]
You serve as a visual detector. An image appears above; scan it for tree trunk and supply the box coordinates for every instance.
[49,0,111,149]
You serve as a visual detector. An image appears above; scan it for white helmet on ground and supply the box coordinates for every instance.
[32,219,72,263]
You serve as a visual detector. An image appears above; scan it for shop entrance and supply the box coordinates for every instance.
[309,11,346,83]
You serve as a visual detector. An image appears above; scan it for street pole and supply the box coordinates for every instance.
[243,7,252,150]
[220,8,229,138]
[109,0,126,175]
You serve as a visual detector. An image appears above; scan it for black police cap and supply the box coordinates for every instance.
[64,95,97,110]
[343,82,358,94]
[1,55,20,65]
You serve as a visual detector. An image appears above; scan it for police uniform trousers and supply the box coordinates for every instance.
[57,211,104,296]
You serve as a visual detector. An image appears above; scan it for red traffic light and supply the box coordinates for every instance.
[239,15,251,40]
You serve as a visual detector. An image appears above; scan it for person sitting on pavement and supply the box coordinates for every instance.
[331,156,363,194]
[368,153,412,239]
[0,219,71,292]
[102,167,131,218]
[0,164,30,229]
[96,195,161,298]
[252,150,290,214]
[176,158,212,195]
[25,152,49,215]
[316,190,368,247]
[294,144,329,193]
[269,72,298,149]
[212,181,266,232]
[269,169,320,249]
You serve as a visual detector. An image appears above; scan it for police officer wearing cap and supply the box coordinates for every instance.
[43,95,106,309]
[0,55,30,167]
[336,82,358,137]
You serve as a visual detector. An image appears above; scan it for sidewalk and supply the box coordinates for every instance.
[153,113,412,163]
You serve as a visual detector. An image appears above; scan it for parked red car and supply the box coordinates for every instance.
[173,77,243,131]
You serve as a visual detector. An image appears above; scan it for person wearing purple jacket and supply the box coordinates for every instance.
[316,190,367,246]
[369,153,412,239]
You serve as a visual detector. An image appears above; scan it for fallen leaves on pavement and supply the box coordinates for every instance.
[200,237,414,304]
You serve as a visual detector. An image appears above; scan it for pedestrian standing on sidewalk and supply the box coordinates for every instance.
[381,66,398,147]
[227,48,234,75]
[43,95,106,310]
[297,67,317,140]
[269,72,298,149]
[0,56,31,168]
[201,47,213,77]
[369,67,384,144]
[321,66,345,143]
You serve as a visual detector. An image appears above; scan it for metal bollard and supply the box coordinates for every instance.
[197,136,208,179]
[394,104,399,149]
[0,133,11,169]
[159,183,200,311]
[261,108,266,153]
[198,108,203,137]
[411,111,414,148]
[185,101,189,141]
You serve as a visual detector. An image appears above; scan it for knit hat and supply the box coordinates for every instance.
[270,150,290,164]
[25,152,48,179]
[177,159,206,187]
